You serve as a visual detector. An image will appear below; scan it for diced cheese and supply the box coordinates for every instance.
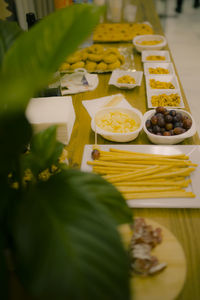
[25,96,75,145]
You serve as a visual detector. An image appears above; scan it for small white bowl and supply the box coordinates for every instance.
[109,70,143,89]
[91,107,143,142]
[143,109,196,145]
[133,34,167,52]
[145,74,180,91]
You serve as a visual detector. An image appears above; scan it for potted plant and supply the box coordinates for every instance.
[0,4,133,300]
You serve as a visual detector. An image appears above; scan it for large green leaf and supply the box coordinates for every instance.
[12,170,130,300]
[0,20,23,68]
[0,232,9,300]
[0,113,32,174]
[21,126,64,178]
[64,169,133,225]
[0,4,103,115]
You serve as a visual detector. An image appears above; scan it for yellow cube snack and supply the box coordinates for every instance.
[149,67,169,74]
[150,79,175,89]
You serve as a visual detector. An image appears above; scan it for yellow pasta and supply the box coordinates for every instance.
[87,148,197,200]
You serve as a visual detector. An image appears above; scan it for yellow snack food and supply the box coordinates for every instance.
[150,79,175,89]
[151,93,181,107]
[137,40,162,45]
[66,54,82,64]
[87,53,102,62]
[117,75,136,84]
[149,67,169,74]
[146,55,166,61]
[85,61,97,72]
[59,62,70,71]
[93,23,154,42]
[96,61,107,71]
[70,61,85,70]
[108,60,121,70]
[103,54,118,64]
[96,111,140,133]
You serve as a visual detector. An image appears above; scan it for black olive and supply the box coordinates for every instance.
[183,119,192,129]
[151,115,158,125]
[165,123,173,131]
[169,110,176,117]
[145,119,152,129]
[174,122,183,128]
[156,106,167,114]
[91,149,100,160]
[165,114,173,123]
[163,131,171,136]
[157,117,165,128]
[152,125,161,133]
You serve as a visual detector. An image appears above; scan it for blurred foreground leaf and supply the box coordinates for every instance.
[12,170,131,300]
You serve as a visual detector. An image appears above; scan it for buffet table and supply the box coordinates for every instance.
[67,1,200,299]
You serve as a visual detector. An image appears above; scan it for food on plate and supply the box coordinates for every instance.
[151,93,181,107]
[146,55,166,61]
[149,67,169,74]
[150,79,175,89]
[93,23,154,42]
[137,40,162,45]
[87,147,197,199]
[119,217,186,300]
[146,106,192,136]
[117,75,136,84]
[59,45,125,72]
[129,218,166,276]
[95,110,140,133]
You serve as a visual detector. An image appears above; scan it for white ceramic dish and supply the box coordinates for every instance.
[81,144,200,208]
[142,50,170,63]
[143,109,196,145]
[145,74,180,92]
[108,70,143,89]
[147,90,184,108]
[91,106,143,142]
[144,62,175,76]
[133,34,167,52]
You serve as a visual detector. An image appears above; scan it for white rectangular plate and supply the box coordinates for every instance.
[145,74,180,92]
[108,70,143,89]
[147,89,184,108]
[81,144,200,208]
[142,50,170,63]
[143,62,175,76]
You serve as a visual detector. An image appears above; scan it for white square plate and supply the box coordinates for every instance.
[81,144,200,208]
[142,50,171,63]
[147,89,184,108]
[143,62,175,76]
[108,70,143,89]
[145,74,180,92]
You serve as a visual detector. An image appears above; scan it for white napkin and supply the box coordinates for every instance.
[61,72,99,95]
[82,93,134,119]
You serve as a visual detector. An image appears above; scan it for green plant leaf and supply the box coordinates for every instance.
[0,4,104,115]
[0,20,23,68]
[11,170,130,300]
[64,169,133,225]
[21,126,64,177]
[0,113,32,174]
[0,233,9,300]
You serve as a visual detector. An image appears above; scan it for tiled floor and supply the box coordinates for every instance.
[156,0,200,135]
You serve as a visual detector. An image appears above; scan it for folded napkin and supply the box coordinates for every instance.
[82,93,133,119]
[61,70,99,95]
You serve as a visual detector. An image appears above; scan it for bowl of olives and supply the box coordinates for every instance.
[143,107,196,144]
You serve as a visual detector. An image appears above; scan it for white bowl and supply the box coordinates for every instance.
[133,34,167,52]
[109,70,143,89]
[143,109,196,145]
[91,107,143,142]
